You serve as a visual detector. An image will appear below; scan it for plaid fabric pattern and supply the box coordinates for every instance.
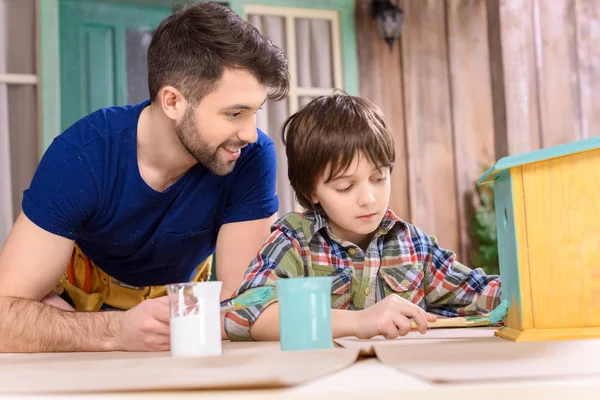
[224,209,502,341]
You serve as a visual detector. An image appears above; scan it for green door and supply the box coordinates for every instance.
[59,0,170,130]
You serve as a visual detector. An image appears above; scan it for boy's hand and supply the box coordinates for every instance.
[353,294,437,339]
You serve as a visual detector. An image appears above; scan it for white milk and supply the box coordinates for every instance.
[170,314,221,357]
[167,281,223,358]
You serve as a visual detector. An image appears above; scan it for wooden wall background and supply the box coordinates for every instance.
[355,0,600,263]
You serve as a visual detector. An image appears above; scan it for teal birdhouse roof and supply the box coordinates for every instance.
[478,136,600,185]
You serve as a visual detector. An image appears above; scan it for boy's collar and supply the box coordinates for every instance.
[302,208,407,242]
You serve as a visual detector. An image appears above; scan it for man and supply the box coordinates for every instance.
[0,2,289,352]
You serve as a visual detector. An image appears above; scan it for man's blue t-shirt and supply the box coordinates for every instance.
[22,100,278,287]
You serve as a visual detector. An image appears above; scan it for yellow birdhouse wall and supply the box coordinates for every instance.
[479,137,600,341]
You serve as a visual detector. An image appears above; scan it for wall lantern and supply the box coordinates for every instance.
[370,0,403,50]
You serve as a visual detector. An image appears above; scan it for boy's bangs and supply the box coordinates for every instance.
[323,133,394,183]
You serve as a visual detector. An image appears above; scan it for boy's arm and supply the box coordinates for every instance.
[250,303,358,340]
[250,294,434,341]
[223,226,307,341]
[423,235,501,317]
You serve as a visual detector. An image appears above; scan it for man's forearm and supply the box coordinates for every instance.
[249,304,357,341]
[0,296,123,353]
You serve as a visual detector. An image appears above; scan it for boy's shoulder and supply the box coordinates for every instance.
[272,210,325,242]
[380,209,435,247]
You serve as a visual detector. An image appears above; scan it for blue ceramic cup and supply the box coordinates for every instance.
[276,276,333,351]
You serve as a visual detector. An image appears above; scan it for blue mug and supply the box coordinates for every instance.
[276,277,333,351]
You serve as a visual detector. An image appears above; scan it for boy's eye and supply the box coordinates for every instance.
[336,185,353,193]
[376,175,387,182]
[228,111,242,119]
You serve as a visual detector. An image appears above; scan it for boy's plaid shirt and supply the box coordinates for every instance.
[224,209,502,341]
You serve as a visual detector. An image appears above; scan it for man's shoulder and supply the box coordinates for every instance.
[238,128,274,160]
[225,128,276,184]
[254,128,275,148]
[57,101,147,150]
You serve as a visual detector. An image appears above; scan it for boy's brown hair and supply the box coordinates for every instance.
[148,1,289,104]
[282,91,395,211]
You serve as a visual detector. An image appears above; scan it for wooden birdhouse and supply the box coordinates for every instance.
[478,137,600,341]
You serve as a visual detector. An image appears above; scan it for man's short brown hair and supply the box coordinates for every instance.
[148,1,289,103]
[282,91,395,211]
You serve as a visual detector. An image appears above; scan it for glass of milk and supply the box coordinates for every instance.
[166,281,223,357]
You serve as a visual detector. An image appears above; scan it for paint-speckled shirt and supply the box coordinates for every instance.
[224,209,502,341]
[22,100,278,287]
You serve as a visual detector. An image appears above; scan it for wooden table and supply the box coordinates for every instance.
[3,358,598,400]
[3,330,600,400]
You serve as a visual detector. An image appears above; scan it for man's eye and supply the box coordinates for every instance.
[229,112,242,119]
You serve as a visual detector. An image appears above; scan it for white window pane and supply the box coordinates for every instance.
[2,0,36,74]
[299,96,317,108]
[0,83,12,243]
[295,18,333,89]
[8,84,38,220]
[126,28,153,104]
[248,14,296,215]
[248,14,287,55]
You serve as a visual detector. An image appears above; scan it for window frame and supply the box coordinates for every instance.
[37,0,358,155]
[230,0,358,100]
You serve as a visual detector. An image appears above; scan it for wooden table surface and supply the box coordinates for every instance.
[2,329,600,400]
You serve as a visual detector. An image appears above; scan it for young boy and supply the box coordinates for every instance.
[224,92,501,341]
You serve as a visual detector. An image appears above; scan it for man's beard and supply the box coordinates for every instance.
[175,108,237,176]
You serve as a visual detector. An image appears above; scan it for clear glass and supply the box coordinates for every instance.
[125,28,153,104]
[166,281,223,357]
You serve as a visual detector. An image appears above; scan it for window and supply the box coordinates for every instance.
[231,0,358,215]
[0,0,38,244]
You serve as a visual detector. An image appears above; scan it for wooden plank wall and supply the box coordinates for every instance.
[356,0,600,263]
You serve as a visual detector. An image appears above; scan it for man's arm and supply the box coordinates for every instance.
[0,213,169,352]
[215,213,277,301]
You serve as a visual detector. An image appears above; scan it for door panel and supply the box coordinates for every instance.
[59,0,170,130]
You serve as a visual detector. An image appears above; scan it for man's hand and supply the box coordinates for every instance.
[352,295,437,339]
[119,296,171,352]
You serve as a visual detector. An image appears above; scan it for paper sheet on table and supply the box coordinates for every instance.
[373,336,600,383]
[0,341,359,394]
[335,327,497,355]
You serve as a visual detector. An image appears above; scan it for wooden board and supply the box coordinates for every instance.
[521,148,600,329]
[355,0,410,220]
[575,0,600,141]
[533,0,582,147]
[488,0,541,156]
[0,343,359,394]
[335,327,497,355]
[399,0,460,253]
[374,336,600,383]
[447,0,496,263]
